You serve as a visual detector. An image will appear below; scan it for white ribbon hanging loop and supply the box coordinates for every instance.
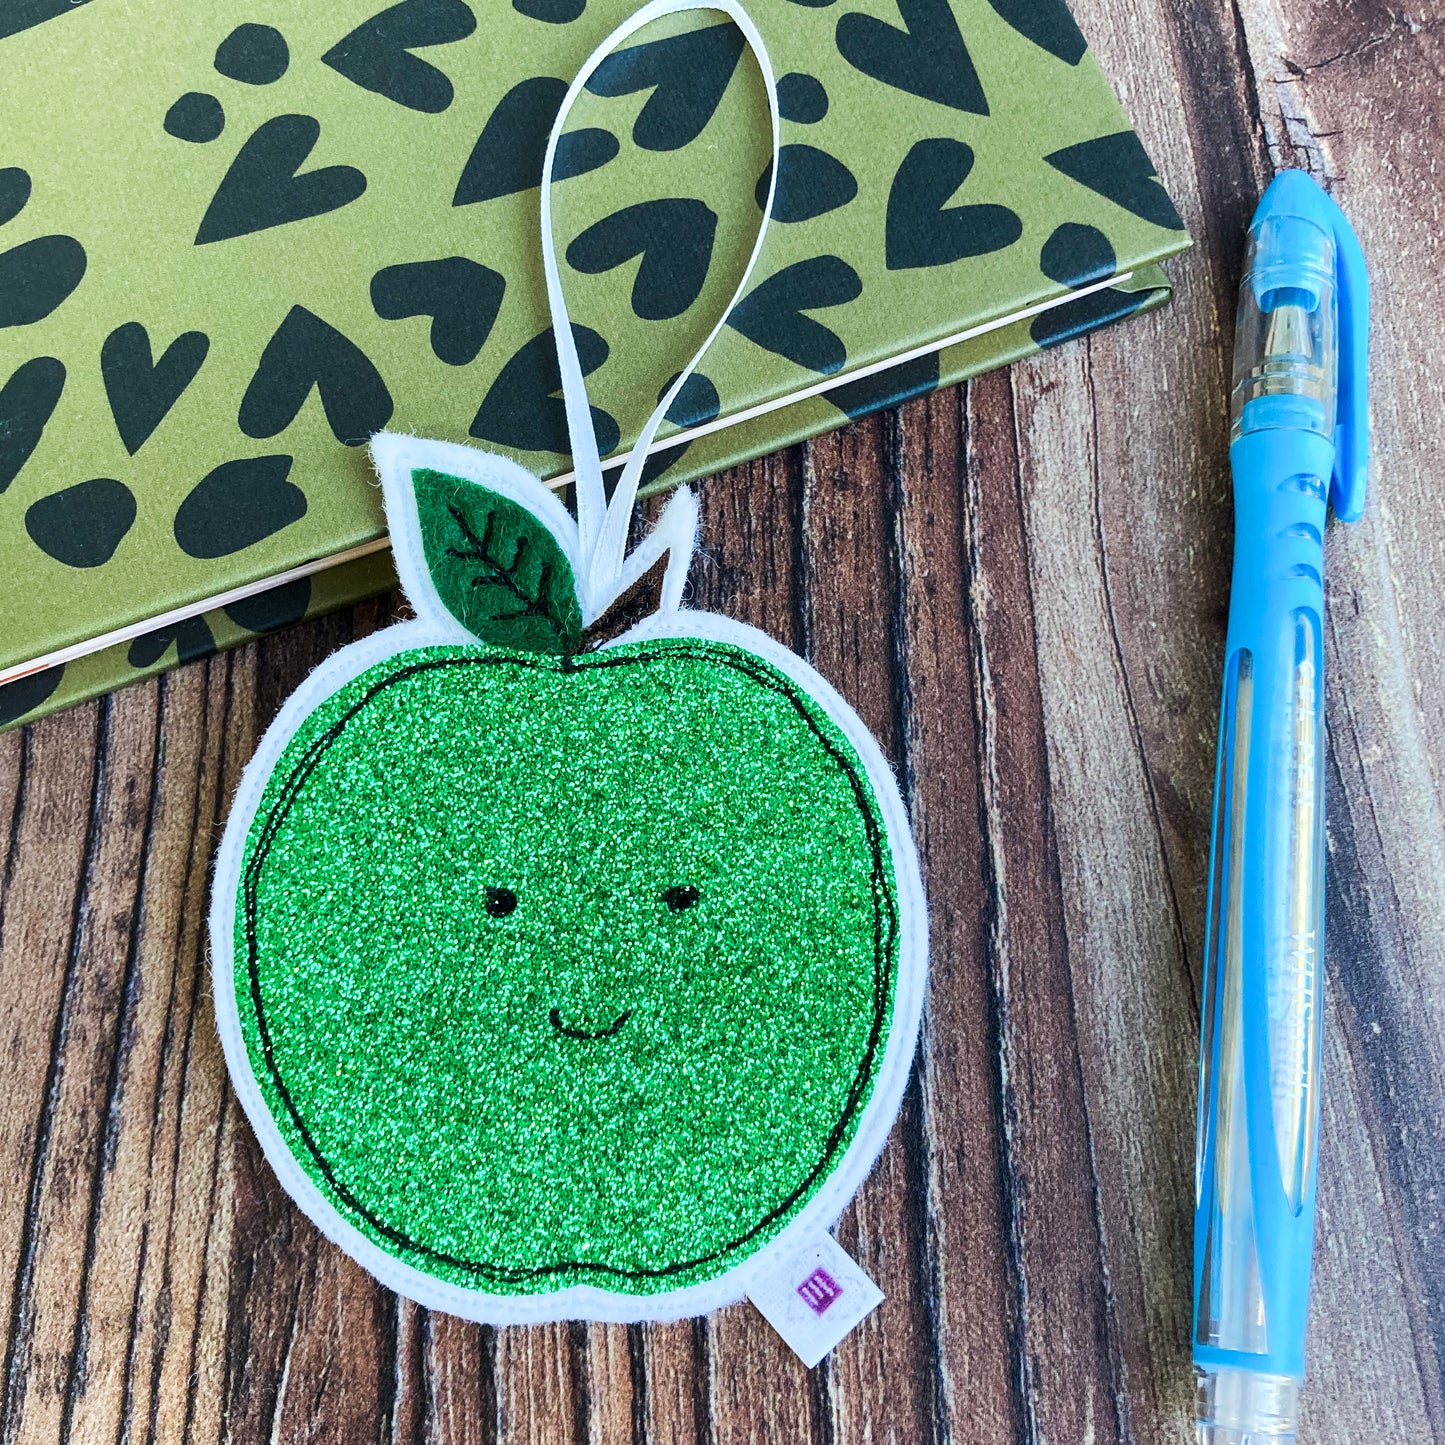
[537,0,780,621]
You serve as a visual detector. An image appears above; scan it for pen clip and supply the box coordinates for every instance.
[1321,186,1370,523]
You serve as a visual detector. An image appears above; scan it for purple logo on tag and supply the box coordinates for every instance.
[797,1267,844,1316]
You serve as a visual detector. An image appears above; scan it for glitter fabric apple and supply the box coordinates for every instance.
[209,0,925,1325]
[211,432,926,1322]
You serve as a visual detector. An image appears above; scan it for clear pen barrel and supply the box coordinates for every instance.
[1194,609,1326,1441]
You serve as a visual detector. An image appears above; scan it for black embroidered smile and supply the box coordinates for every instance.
[549,1006,632,1041]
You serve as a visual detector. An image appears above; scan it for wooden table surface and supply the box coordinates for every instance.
[3,0,1443,1440]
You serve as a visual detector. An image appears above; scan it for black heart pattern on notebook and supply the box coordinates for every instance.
[824,349,940,421]
[0,666,64,728]
[0,166,87,330]
[554,128,619,180]
[101,322,211,455]
[196,115,367,245]
[239,305,393,444]
[128,616,218,668]
[0,0,1185,732]
[983,0,1086,63]
[25,477,137,568]
[756,145,857,223]
[173,455,306,558]
[1030,222,1146,347]
[513,0,586,20]
[214,24,289,84]
[886,138,1022,269]
[1044,131,1185,229]
[165,92,227,144]
[470,324,619,456]
[776,72,829,124]
[836,0,988,114]
[454,77,567,204]
[0,167,31,226]
[322,0,477,114]
[0,168,79,493]
[223,576,313,634]
[566,199,717,320]
[0,235,87,328]
[638,371,721,486]
[585,22,745,151]
[1040,221,1116,287]
[0,357,65,493]
[727,255,861,374]
[371,257,505,365]
[0,0,94,42]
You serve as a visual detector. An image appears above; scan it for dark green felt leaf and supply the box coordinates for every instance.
[413,467,582,654]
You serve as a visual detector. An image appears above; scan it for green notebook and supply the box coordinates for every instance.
[0,0,1188,729]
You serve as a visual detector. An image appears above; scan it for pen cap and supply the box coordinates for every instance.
[1229,170,1370,522]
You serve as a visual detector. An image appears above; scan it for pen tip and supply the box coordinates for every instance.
[1196,1426,1296,1445]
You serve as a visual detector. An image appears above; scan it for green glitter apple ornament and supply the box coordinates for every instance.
[210,0,926,1325]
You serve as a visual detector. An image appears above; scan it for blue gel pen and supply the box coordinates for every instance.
[1192,170,1369,1443]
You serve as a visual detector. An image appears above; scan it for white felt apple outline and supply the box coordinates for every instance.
[209,0,927,1327]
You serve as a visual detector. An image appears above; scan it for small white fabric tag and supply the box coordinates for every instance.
[746,1232,884,1367]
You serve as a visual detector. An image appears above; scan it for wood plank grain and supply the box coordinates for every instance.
[955,367,1130,1445]
[64,667,235,1445]
[494,1321,583,1445]
[890,382,1021,1445]
[7,690,160,1445]
[801,414,942,1445]
[0,711,102,1445]
[423,1312,497,1445]
[582,1324,640,1445]
[1004,333,1201,1445]
[3,0,1445,1437]
[635,1322,706,1445]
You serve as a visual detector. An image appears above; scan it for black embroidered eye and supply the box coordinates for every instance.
[485,887,517,918]
[663,884,700,912]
